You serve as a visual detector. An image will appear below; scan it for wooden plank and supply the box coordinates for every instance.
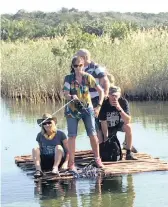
[14,151,154,164]
[14,150,168,181]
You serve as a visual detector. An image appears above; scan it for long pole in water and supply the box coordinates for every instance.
[38,99,74,126]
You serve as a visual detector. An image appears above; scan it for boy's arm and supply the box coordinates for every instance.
[116,99,131,124]
[99,76,110,98]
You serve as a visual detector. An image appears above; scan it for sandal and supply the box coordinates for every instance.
[34,170,43,178]
[52,167,60,176]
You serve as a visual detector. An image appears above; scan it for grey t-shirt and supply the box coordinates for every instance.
[36,130,67,155]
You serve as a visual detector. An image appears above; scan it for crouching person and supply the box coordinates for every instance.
[99,86,137,160]
[32,113,69,178]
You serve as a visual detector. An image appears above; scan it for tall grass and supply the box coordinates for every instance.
[1,38,70,102]
[92,29,168,100]
[1,29,168,102]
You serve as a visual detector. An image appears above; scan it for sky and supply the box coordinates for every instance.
[0,0,168,14]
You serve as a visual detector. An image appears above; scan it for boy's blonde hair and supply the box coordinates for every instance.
[75,49,91,61]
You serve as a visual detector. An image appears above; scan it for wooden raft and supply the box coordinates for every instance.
[14,150,168,182]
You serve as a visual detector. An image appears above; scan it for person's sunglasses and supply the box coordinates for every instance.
[73,64,83,68]
[42,121,52,126]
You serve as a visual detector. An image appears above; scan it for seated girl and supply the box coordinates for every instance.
[32,113,69,178]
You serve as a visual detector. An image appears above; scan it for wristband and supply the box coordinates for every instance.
[118,109,122,113]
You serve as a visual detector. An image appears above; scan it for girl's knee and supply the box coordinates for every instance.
[55,145,64,152]
[32,147,40,153]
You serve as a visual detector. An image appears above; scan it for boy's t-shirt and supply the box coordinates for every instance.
[36,129,67,155]
[99,97,130,130]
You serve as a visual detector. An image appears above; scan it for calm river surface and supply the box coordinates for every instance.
[1,98,168,207]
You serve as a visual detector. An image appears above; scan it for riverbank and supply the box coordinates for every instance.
[1,29,168,102]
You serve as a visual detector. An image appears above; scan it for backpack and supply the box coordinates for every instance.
[99,135,123,162]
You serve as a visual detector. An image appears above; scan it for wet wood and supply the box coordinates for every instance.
[15,150,168,181]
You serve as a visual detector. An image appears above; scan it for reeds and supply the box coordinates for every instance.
[1,29,168,102]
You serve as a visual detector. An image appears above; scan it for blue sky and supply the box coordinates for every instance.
[1,0,168,14]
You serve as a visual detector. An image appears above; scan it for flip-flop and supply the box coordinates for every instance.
[52,168,60,176]
[34,170,43,178]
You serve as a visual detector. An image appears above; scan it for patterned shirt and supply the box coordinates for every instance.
[63,72,98,118]
[84,61,106,99]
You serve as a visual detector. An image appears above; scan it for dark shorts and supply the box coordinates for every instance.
[116,121,124,132]
[40,154,65,171]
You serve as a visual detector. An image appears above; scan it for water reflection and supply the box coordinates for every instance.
[1,98,85,132]
[34,175,135,207]
[2,98,168,133]
[130,101,168,132]
[1,98,65,127]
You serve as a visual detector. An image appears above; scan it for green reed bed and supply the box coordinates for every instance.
[1,29,168,102]
[1,38,70,102]
[92,29,168,100]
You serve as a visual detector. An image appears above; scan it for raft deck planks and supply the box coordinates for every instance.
[14,150,168,181]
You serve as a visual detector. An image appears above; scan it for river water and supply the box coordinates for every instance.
[1,98,168,207]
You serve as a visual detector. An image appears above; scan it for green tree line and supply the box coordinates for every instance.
[1,8,168,41]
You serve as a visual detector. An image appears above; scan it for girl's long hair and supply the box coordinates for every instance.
[41,120,57,135]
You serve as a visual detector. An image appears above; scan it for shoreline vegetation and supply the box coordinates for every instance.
[1,9,168,102]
